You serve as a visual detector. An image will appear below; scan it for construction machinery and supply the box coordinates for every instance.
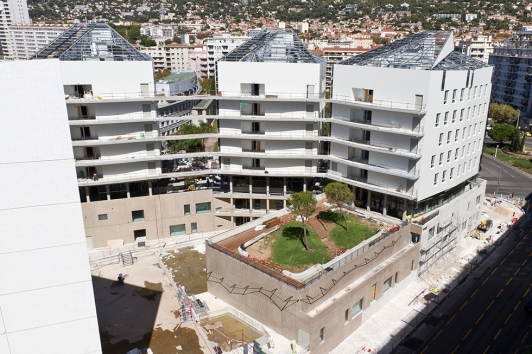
[477,219,493,232]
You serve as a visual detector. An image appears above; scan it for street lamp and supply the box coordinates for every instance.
[495,144,499,158]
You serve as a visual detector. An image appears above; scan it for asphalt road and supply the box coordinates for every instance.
[479,154,532,199]
[485,136,532,149]
[415,212,532,354]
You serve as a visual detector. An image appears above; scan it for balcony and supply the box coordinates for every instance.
[72,135,98,141]
[329,155,419,180]
[331,115,423,137]
[346,138,420,157]
[241,130,265,135]
[68,115,96,120]
[241,148,265,153]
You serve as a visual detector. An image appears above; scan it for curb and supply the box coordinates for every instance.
[482,152,532,179]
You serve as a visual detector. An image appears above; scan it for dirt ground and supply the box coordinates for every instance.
[92,254,210,354]
[162,247,207,295]
[201,314,264,352]
[204,138,217,152]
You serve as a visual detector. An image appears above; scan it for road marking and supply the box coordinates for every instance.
[451,345,460,354]
[501,258,506,265]
[494,328,502,340]
[523,259,528,266]
[463,328,472,340]
[447,314,456,325]
[515,268,521,276]
[497,289,504,297]
[515,301,522,311]
[525,289,530,298]
[420,346,429,354]
[482,277,489,286]
[483,345,490,354]
[487,300,495,310]
[529,252,532,257]
[491,267,498,275]
[522,332,529,344]
[506,278,513,286]
[460,300,468,310]
[432,329,443,341]
[509,251,514,256]
[471,289,479,298]
[476,314,484,324]
[504,314,512,325]
[515,349,520,354]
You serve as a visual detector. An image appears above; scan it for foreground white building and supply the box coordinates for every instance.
[0,60,101,354]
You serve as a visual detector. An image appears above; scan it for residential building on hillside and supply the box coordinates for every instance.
[203,33,250,77]
[455,34,493,63]
[489,27,532,130]
[0,0,30,56]
[0,59,101,354]
[6,23,69,60]
[188,45,208,79]
[136,43,202,73]
[323,46,372,92]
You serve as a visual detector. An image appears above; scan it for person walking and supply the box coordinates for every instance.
[118,273,124,286]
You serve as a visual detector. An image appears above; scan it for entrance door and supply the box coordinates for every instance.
[146,143,155,156]
[74,85,85,98]
[144,124,152,137]
[297,329,310,350]
[140,83,149,97]
[370,283,376,301]
[80,127,91,139]
[306,85,315,99]
[364,89,373,103]
[85,147,94,158]
[251,84,260,96]
[415,94,423,110]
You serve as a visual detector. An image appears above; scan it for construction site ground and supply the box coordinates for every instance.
[330,197,524,354]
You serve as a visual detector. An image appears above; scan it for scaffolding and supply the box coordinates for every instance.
[30,23,151,62]
[418,215,460,275]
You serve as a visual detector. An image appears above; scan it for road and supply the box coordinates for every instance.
[415,212,532,354]
[479,154,532,199]
[485,136,532,149]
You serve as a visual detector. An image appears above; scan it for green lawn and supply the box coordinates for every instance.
[271,222,330,269]
[318,211,377,250]
[483,146,532,174]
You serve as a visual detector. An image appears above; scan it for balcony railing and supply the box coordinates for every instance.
[241,130,265,135]
[348,138,420,155]
[72,136,98,141]
[326,170,416,198]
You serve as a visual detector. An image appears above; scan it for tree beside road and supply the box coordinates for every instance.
[489,103,520,125]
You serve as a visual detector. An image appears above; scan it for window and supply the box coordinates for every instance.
[452,89,457,103]
[444,90,449,104]
[472,106,476,119]
[462,220,467,231]
[370,284,377,301]
[439,153,443,165]
[435,113,440,127]
[455,148,459,160]
[474,123,477,135]
[319,327,324,342]
[460,109,464,121]
[434,173,439,185]
[170,224,186,236]
[395,272,399,284]
[484,85,488,96]
[428,226,435,239]
[132,210,145,222]
[196,202,211,214]
[473,86,477,99]
[452,110,456,123]
[476,195,481,205]
[134,229,146,240]
[468,88,471,100]
[444,112,448,125]
[473,141,477,151]
[447,131,451,144]
[467,143,471,155]
[352,299,363,318]
[467,107,471,120]
[344,309,349,324]
[468,159,472,171]
[457,164,461,176]
[462,128,466,140]
[411,260,415,271]
[439,133,443,146]
[431,155,435,168]
[191,222,197,234]
[462,146,466,158]
[455,129,459,142]
[383,277,392,292]
[442,170,446,183]
[460,88,465,101]
[98,214,108,221]
[478,139,482,151]
[447,151,451,163]
[184,204,191,216]
[474,156,477,168]
[450,167,454,180]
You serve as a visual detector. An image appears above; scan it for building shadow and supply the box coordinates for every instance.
[92,275,162,354]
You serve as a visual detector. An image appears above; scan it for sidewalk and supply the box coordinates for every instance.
[330,198,524,354]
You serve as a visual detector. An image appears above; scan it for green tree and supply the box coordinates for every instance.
[510,127,523,152]
[488,124,515,142]
[199,78,215,94]
[156,68,172,80]
[286,191,317,251]
[489,103,520,124]
[323,182,353,231]
[521,134,527,153]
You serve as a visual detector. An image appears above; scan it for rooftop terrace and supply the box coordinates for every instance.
[220,28,325,64]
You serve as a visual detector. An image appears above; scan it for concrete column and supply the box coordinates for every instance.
[352,185,356,207]
[249,198,253,212]
[283,199,287,208]
[85,187,90,203]
[283,177,287,196]
[266,177,270,196]
[106,185,111,200]
[402,199,408,221]
[126,183,130,198]
[249,176,253,195]
[229,176,233,194]
[148,180,153,196]
[303,178,307,192]
[231,216,234,227]
[266,199,270,214]
[382,194,388,216]
[367,190,372,211]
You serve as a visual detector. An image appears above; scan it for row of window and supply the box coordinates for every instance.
[427,195,481,240]
[431,139,483,168]
[319,270,405,344]
[435,104,486,127]
[433,158,477,185]
[97,202,212,222]
[438,124,483,146]
[443,85,488,105]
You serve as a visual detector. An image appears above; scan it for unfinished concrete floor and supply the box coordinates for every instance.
[162,246,208,296]
[92,253,210,354]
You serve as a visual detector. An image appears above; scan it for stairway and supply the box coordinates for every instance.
[308,217,329,240]
[121,250,134,266]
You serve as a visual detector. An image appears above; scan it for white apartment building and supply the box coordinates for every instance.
[203,33,250,77]
[455,34,493,63]
[331,31,491,272]
[188,45,208,79]
[137,43,201,73]
[0,59,101,354]
[0,0,30,56]
[6,23,69,59]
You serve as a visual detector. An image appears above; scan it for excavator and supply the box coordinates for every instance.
[477,219,493,232]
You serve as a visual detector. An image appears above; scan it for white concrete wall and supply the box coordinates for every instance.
[0,60,101,354]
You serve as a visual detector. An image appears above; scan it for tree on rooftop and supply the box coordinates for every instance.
[489,103,520,125]
[286,191,317,251]
[324,182,353,231]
